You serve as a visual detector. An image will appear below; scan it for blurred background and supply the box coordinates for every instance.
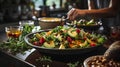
[0,0,88,24]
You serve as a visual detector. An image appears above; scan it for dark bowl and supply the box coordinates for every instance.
[66,22,102,30]
[76,24,102,30]
[24,30,102,56]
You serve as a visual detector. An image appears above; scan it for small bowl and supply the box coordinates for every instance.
[84,55,103,67]
[83,55,120,67]
[38,17,64,29]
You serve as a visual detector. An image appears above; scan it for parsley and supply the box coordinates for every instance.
[0,24,34,55]
[67,61,79,67]
[36,56,52,62]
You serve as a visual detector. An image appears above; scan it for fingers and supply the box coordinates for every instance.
[71,10,78,20]
[67,8,75,15]
[67,8,76,20]
[67,8,86,20]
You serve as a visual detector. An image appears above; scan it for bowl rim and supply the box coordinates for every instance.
[38,17,65,23]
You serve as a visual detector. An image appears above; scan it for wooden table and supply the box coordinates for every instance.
[0,24,119,67]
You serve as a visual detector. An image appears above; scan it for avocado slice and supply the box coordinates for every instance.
[43,41,55,48]
[68,29,77,38]
[79,40,88,47]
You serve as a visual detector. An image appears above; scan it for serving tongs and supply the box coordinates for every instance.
[61,15,72,25]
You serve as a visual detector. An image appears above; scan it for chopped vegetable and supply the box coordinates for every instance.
[68,28,78,38]
[69,19,99,26]
[67,36,72,43]
[39,37,45,44]
[30,26,106,49]
[43,41,55,48]
[59,44,65,49]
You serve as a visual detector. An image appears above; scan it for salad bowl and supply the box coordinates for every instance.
[66,19,102,30]
[24,26,106,55]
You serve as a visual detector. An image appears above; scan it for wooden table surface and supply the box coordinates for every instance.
[0,23,119,67]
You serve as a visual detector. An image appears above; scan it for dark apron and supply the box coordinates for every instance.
[95,0,120,35]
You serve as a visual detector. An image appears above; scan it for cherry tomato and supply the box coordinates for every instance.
[67,36,72,43]
[90,43,96,47]
[39,37,45,44]
[84,37,87,40]
[33,41,39,46]
[76,29,80,34]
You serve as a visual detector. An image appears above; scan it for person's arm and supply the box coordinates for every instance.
[85,0,119,18]
[67,0,119,20]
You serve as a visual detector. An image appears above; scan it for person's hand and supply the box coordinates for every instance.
[67,8,86,20]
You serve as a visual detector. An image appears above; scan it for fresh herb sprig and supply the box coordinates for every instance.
[67,61,79,67]
[0,24,34,55]
[36,56,52,62]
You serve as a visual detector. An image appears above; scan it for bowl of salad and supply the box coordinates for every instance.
[67,19,102,30]
[24,26,106,55]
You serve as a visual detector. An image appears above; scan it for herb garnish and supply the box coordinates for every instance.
[67,61,79,67]
[0,24,34,55]
[36,56,52,62]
